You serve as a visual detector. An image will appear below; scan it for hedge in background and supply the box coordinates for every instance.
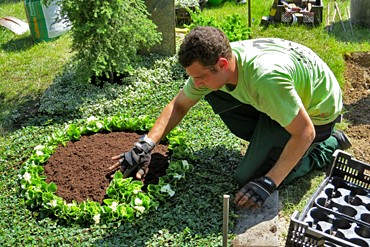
[45,0,162,84]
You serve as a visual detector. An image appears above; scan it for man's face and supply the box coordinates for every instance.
[185,60,227,91]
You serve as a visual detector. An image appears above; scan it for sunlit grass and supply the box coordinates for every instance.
[0,1,72,133]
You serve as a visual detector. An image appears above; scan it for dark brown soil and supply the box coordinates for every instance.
[44,132,170,204]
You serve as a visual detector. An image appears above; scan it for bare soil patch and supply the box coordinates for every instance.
[343,51,370,163]
[44,132,170,204]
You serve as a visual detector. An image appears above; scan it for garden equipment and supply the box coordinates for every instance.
[0,16,29,35]
[325,3,330,31]
[285,150,370,246]
[222,195,230,247]
[346,6,354,35]
[266,0,323,25]
[334,1,346,33]
[329,6,337,32]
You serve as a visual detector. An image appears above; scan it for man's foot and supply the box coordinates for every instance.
[332,130,352,150]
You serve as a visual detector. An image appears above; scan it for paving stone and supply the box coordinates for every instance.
[232,191,279,247]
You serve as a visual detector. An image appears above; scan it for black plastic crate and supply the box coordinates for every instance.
[329,151,370,190]
[285,150,370,247]
[272,0,323,25]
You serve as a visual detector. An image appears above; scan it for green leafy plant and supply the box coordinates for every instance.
[45,0,162,84]
[186,8,251,42]
[18,115,193,225]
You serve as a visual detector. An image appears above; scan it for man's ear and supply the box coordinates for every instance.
[217,57,229,70]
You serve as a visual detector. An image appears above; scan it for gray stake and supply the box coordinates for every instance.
[223,194,230,247]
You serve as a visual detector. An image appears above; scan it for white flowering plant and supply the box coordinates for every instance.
[18,114,193,225]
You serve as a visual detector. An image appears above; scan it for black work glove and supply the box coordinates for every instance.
[234,176,277,208]
[114,135,156,179]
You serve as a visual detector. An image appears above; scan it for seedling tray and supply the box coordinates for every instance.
[286,150,370,246]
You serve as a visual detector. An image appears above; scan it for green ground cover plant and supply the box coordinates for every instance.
[1,0,370,245]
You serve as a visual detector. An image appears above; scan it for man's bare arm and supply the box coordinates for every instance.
[234,106,315,208]
[265,106,315,186]
[109,89,198,178]
[147,89,199,144]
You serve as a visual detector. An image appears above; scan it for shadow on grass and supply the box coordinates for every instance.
[92,144,316,246]
[327,21,370,43]
[344,95,370,126]
[0,95,40,133]
[91,146,239,246]
[0,66,80,134]
[1,35,35,52]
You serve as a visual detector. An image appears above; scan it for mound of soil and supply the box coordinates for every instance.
[343,51,370,162]
[44,132,170,204]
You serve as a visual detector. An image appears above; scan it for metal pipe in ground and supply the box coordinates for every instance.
[223,194,230,247]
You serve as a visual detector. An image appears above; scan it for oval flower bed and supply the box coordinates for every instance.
[18,114,193,225]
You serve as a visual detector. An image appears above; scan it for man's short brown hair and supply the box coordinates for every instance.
[178,26,232,70]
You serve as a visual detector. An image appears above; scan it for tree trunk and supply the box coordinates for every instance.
[351,0,370,28]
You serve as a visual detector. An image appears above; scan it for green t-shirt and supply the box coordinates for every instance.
[183,38,342,127]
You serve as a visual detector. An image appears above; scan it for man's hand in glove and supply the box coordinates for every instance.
[108,135,156,179]
[234,176,277,208]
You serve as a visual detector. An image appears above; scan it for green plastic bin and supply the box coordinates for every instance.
[208,0,223,6]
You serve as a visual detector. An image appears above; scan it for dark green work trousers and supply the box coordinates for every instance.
[205,90,340,187]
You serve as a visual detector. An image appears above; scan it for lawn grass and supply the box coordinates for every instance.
[0,1,72,134]
[1,0,370,245]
